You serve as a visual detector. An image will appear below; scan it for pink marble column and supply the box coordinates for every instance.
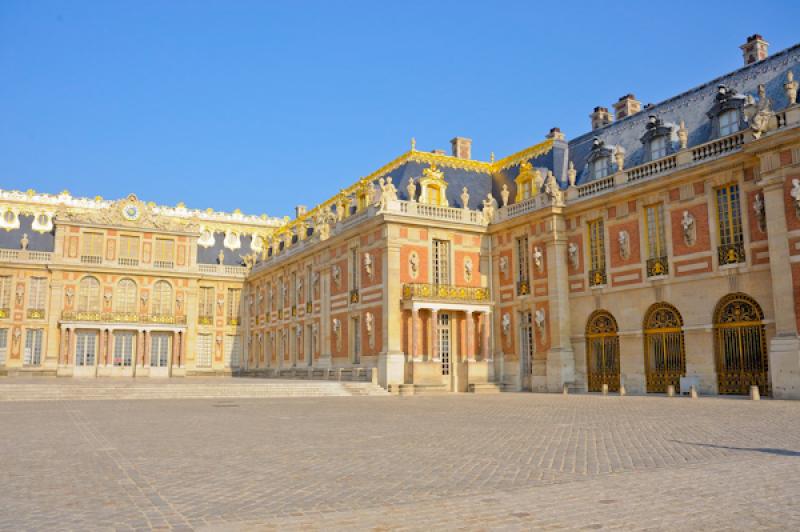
[430,309,439,362]
[481,312,491,361]
[59,327,69,365]
[466,311,476,361]
[411,308,420,361]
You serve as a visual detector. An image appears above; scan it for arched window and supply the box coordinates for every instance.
[151,281,172,316]
[713,293,768,395]
[643,303,686,393]
[585,310,620,392]
[77,276,101,313]
[114,279,137,314]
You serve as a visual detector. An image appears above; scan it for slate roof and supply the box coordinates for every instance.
[568,42,800,185]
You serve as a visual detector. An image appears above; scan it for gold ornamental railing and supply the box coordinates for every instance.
[402,283,489,303]
[61,311,187,325]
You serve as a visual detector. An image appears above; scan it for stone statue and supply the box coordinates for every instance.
[681,211,696,246]
[482,193,498,224]
[746,84,773,139]
[331,264,341,286]
[543,171,563,203]
[332,319,342,350]
[363,252,373,279]
[365,312,375,348]
[533,247,543,273]
[460,186,470,209]
[406,178,416,203]
[379,177,398,210]
[753,193,766,233]
[501,184,510,207]
[567,161,577,188]
[20,233,29,251]
[240,253,256,270]
[785,71,798,106]
[501,313,511,337]
[618,231,630,260]
[335,195,346,221]
[614,146,625,171]
[499,256,508,278]
[370,179,382,206]
[464,257,473,282]
[533,169,544,190]
[567,242,578,269]
[534,309,546,332]
[677,120,688,150]
[217,250,225,265]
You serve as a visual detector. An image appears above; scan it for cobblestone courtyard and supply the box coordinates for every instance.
[2,393,800,531]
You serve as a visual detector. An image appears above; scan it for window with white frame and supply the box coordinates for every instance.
[432,239,451,285]
[151,281,172,316]
[113,331,135,367]
[24,328,43,366]
[114,279,137,314]
[196,333,212,368]
[593,158,609,180]
[0,328,8,366]
[719,109,740,136]
[650,136,667,160]
[77,276,101,312]
[0,276,11,311]
[227,288,241,324]
[28,277,46,312]
[199,286,214,321]
[81,232,104,263]
[119,235,140,266]
[516,236,529,283]
[154,238,175,268]
[75,331,97,367]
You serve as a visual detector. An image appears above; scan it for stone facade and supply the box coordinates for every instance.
[3,38,800,399]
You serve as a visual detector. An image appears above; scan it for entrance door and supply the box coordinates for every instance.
[112,331,136,377]
[585,310,620,392]
[74,331,98,377]
[149,332,171,377]
[520,311,535,390]
[24,329,43,366]
[643,303,686,393]
[714,293,769,395]
[438,313,451,377]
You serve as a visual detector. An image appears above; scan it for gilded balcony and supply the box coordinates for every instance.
[0,308,10,319]
[402,283,489,303]
[646,256,669,277]
[718,243,746,266]
[27,309,45,319]
[61,311,187,325]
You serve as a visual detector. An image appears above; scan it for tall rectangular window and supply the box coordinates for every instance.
[24,329,43,366]
[716,183,745,264]
[432,240,451,285]
[81,232,104,264]
[197,334,212,368]
[719,110,740,136]
[351,317,361,364]
[516,237,529,283]
[199,286,214,322]
[28,277,47,311]
[227,288,241,325]
[350,248,359,290]
[0,328,8,366]
[119,235,140,266]
[291,272,297,305]
[306,265,313,301]
[645,203,669,277]
[113,331,135,367]
[224,334,241,368]
[154,239,175,268]
[588,219,606,286]
[520,311,534,376]
[0,276,11,311]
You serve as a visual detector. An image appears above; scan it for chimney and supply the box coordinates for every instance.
[590,106,612,130]
[740,34,769,65]
[295,205,307,218]
[612,94,641,120]
[431,149,447,156]
[546,127,565,141]
[450,137,472,159]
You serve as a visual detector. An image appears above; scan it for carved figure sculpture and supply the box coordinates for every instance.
[618,230,630,260]
[501,313,511,337]
[363,252,373,279]
[534,308,546,332]
[20,233,29,251]
[792,179,800,218]
[746,84,773,139]
[785,71,798,106]
[482,193,497,224]
[501,184,510,207]
[543,171,563,203]
[406,178,416,203]
[614,146,625,171]
[681,211,696,246]
[678,120,688,150]
[568,242,579,269]
[464,257,473,282]
[753,193,766,233]
[460,186,470,209]
[365,311,375,348]
[332,319,342,350]
[218,250,225,265]
[568,161,577,188]
[331,264,341,286]
[499,256,509,278]
[533,247,543,273]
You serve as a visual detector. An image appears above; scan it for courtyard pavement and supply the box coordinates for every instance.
[1,392,799,530]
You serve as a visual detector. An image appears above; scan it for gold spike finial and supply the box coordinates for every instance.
[490,151,495,163]
[411,137,416,151]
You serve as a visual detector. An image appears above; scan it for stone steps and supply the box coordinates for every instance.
[468,383,503,394]
[0,380,390,401]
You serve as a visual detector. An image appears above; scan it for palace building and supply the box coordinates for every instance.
[3,35,800,399]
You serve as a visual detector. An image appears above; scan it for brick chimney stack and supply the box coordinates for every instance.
[741,34,769,65]
[590,107,612,130]
[295,205,307,218]
[612,94,642,120]
[450,137,472,160]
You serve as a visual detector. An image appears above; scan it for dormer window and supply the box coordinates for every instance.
[593,158,609,179]
[650,136,667,160]
[719,109,740,136]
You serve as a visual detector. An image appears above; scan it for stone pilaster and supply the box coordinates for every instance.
[378,240,405,387]
[544,209,576,392]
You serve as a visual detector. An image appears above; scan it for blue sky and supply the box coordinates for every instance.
[1,1,799,219]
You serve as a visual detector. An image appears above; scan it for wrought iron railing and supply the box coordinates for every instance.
[588,268,607,287]
[516,280,530,296]
[61,311,187,325]
[402,283,489,302]
[718,243,745,266]
[198,315,214,325]
[646,256,669,277]
[27,309,45,319]
[349,290,360,304]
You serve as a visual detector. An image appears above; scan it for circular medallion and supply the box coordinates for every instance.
[122,203,141,221]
